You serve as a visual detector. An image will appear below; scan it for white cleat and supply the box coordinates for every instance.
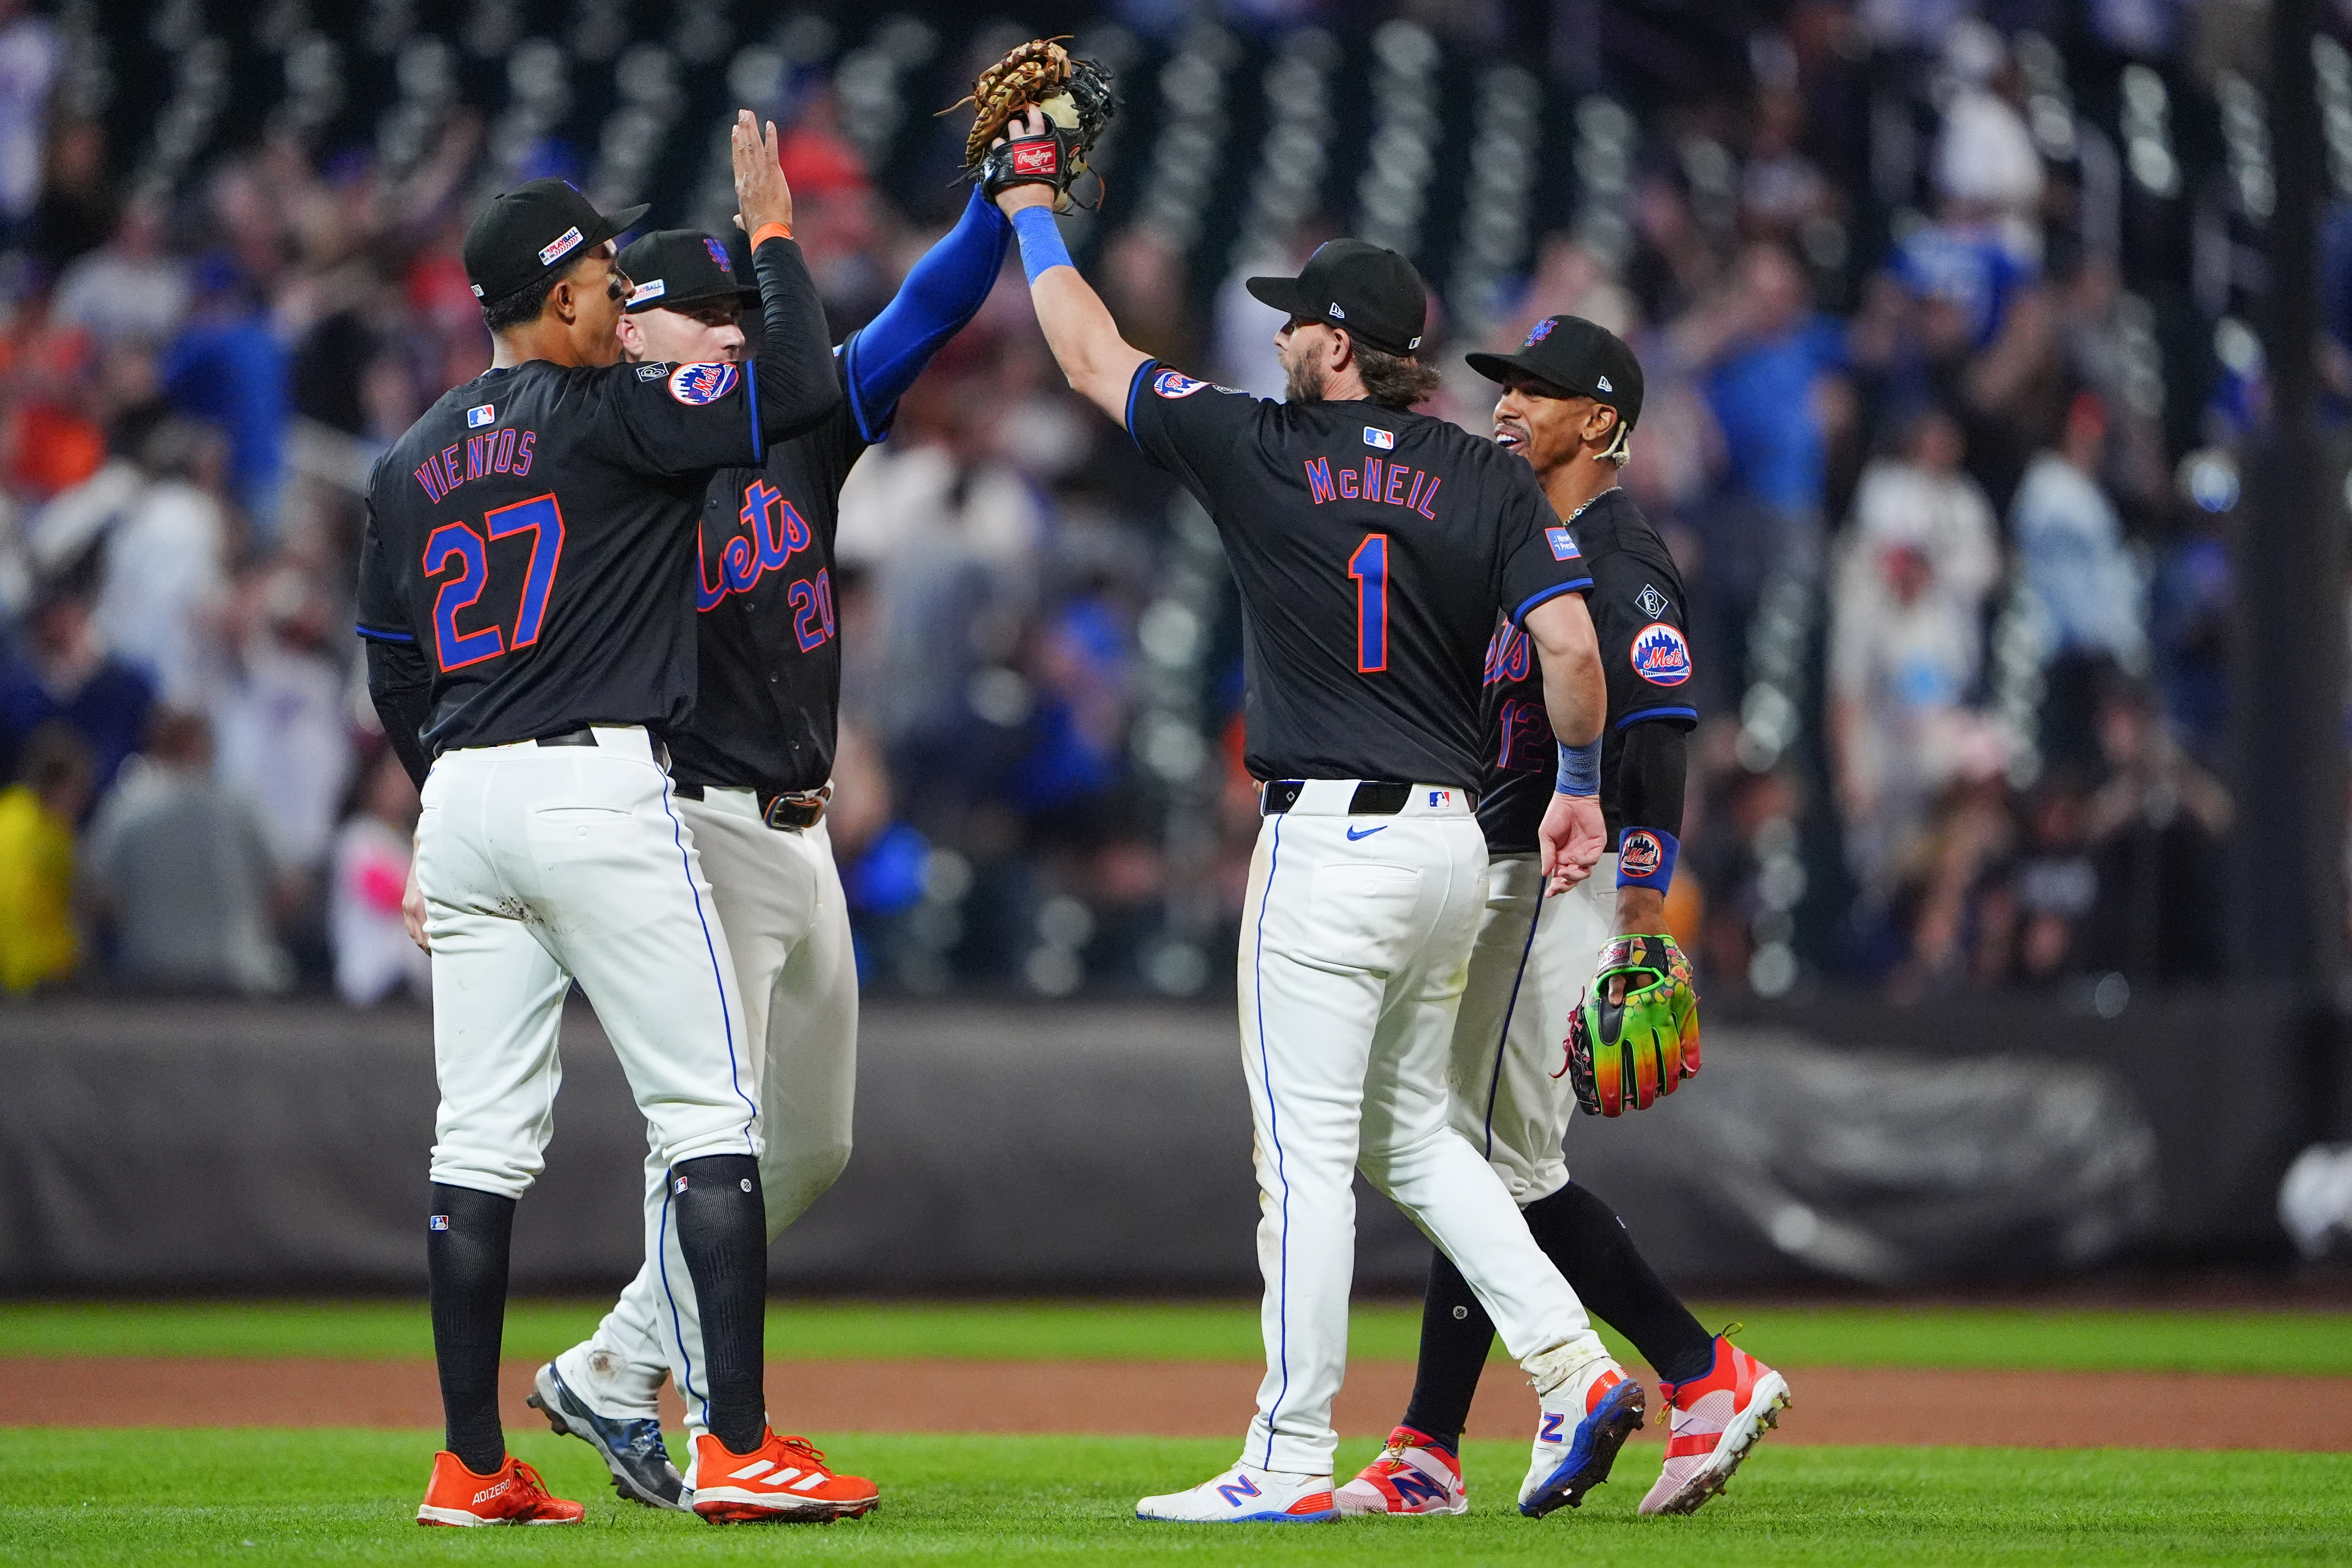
[1519,1353,1646,1517]
[1136,1463,1339,1523]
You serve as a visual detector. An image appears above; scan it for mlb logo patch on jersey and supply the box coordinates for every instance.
[1619,829,1664,880]
[1153,368,1208,399]
[668,361,740,405]
[1630,622,1692,686]
[1364,426,1395,450]
[1546,527,1581,560]
[1636,583,1669,619]
[428,1215,449,1232]
[466,404,496,428]
[538,225,584,266]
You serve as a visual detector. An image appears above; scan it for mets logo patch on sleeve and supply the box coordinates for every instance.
[1152,368,1209,399]
[1630,622,1692,685]
[1546,527,1581,560]
[1619,829,1664,879]
[669,361,741,405]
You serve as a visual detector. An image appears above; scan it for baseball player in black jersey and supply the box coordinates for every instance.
[1339,317,1789,1521]
[990,112,1645,1525]
[522,189,1012,1513]
[359,116,877,1526]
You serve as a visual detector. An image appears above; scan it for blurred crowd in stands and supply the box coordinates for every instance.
[0,0,2288,1003]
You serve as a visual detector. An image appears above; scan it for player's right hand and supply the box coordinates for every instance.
[1537,791,1606,895]
[988,106,1058,216]
[730,109,794,238]
[402,859,429,953]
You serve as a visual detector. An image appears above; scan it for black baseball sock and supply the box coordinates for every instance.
[426,1183,515,1475]
[670,1154,768,1454]
[1524,1182,1716,1386]
[1399,1247,1491,1452]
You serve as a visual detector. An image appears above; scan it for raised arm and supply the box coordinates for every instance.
[993,112,1149,423]
[730,111,842,446]
[840,186,1012,440]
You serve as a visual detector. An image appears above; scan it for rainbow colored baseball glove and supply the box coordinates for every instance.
[1562,933,1701,1116]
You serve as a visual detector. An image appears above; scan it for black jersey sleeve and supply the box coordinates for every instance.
[1124,361,1267,501]
[591,237,840,479]
[354,490,435,786]
[1589,545,1698,733]
[1494,467,1596,625]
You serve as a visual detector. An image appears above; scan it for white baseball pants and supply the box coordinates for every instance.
[1447,852,1617,1204]
[1235,780,1607,1475]
[564,791,859,1440]
[416,726,759,1201]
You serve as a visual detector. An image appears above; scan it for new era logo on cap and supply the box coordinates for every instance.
[1597,375,1613,392]
[537,226,585,267]
[1328,302,1346,319]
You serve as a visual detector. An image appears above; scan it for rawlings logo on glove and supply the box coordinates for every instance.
[946,37,1117,214]
[1559,933,1701,1116]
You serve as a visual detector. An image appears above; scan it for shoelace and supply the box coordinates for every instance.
[511,1459,554,1500]
[775,1435,829,1469]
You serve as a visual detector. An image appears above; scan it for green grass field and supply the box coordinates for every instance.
[5,1297,2350,1375]
[4,1430,2348,1566]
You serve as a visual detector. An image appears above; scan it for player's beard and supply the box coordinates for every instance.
[1284,352,1327,405]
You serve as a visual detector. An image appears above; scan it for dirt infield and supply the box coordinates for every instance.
[6,1358,2348,1450]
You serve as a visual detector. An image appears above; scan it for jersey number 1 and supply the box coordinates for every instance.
[423,493,566,672]
[1349,533,1388,673]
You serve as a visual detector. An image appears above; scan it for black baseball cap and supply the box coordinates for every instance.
[1466,315,1644,431]
[616,230,760,314]
[462,177,648,309]
[1246,239,1427,358]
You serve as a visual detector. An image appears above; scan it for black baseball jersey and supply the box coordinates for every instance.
[358,237,837,767]
[1127,363,1592,788]
[665,349,866,793]
[1477,486,1695,852]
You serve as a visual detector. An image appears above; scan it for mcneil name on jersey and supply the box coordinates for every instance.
[1301,452,1443,518]
[414,421,539,504]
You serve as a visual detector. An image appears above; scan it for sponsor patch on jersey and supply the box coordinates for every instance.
[466,403,495,429]
[1630,621,1693,686]
[1637,582,1669,619]
[668,361,740,405]
[1364,426,1395,450]
[1012,142,1059,177]
[1546,527,1581,561]
[635,361,670,381]
[1619,829,1664,880]
[629,277,667,305]
[538,225,584,267]
[1152,368,1209,399]
[702,236,730,272]
[1524,318,1556,346]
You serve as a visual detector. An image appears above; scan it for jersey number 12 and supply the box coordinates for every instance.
[1348,533,1388,673]
[423,493,566,672]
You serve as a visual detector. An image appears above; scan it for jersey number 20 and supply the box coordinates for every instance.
[1349,533,1388,673]
[423,494,565,672]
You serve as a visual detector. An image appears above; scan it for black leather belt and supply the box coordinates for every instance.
[672,780,832,831]
[1260,780,1476,815]
[535,727,598,747]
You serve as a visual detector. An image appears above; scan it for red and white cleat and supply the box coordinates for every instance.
[415,1451,584,1526]
[1639,1332,1791,1516]
[1334,1426,1468,1516]
[688,1428,879,1523]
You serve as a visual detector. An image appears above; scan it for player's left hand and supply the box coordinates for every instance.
[402,859,429,953]
[988,107,1058,215]
[1537,791,1606,895]
[1560,933,1700,1115]
[730,109,794,237]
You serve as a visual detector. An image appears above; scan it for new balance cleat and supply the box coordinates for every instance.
[1137,1463,1338,1523]
[527,1360,685,1510]
[1519,1356,1645,1517]
[416,1451,584,1527]
[1335,1426,1467,1516]
[1640,1332,1791,1516]
[688,1428,878,1523]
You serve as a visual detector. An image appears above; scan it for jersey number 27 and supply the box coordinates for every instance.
[423,494,565,672]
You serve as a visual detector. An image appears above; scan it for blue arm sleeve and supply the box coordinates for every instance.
[839,186,1013,443]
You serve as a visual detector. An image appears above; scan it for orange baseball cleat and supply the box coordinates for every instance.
[1639,1332,1792,1516]
[415,1451,585,1526]
[688,1428,879,1523]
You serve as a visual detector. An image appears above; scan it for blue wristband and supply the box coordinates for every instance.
[1616,827,1679,891]
[1011,205,1073,284]
[1555,738,1601,797]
